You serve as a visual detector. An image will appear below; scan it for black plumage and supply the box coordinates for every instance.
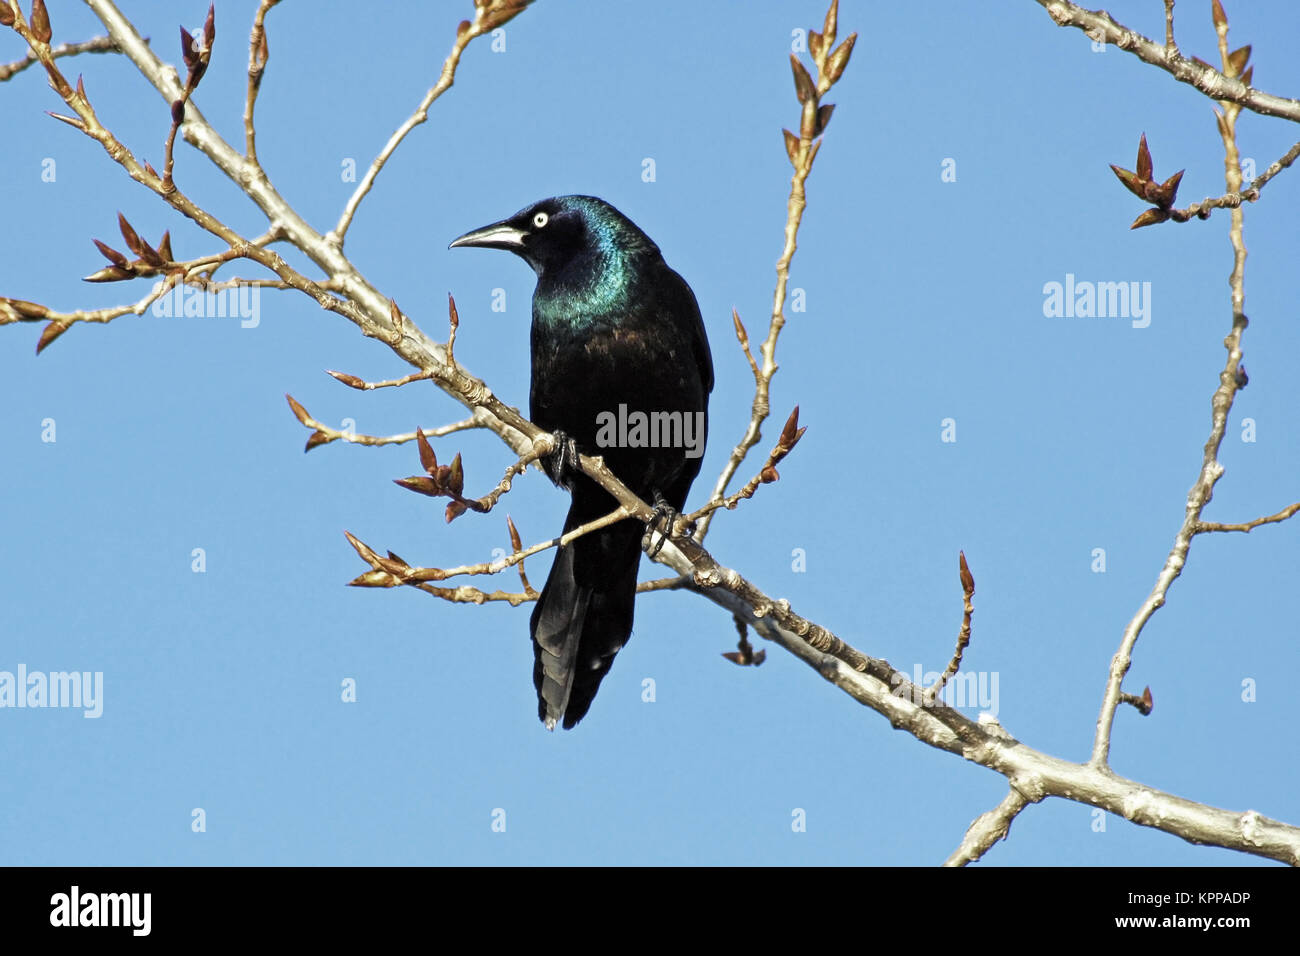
[450,196,713,729]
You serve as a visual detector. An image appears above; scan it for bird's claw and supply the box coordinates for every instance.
[644,493,693,559]
[542,430,581,489]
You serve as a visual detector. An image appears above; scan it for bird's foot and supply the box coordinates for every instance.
[644,492,694,558]
[541,429,581,489]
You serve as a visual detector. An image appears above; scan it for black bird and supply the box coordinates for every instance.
[450,196,713,730]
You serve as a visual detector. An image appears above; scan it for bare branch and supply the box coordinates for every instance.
[330,0,534,246]
[0,32,131,82]
[325,368,436,391]
[284,395,481,452]
[506,515,536,597]
[660,533,1300,865]
[243,0,279,164]
[344,500,628,594]
[1166,139,1300,223]
[925,552,975,706]
[1090,3,1252,769]
[1034,0,1300,122]
[1196,501,1300,534]
[687,406,806,523]
[696,12,855,540]
[1,276,176,334]
[81,0,536,457]
[943,788,1031,867]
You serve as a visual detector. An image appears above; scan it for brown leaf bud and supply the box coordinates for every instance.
[1135,133,1153,182]
[394,476,441,497]
[789,54,816,104]
[415,428,438,474]
[83,265,134,283]
[815,103,835,136]
[823,0,838,47]
[782,128,800,166]
[826,33,856,84]
[8,298,49,318]
[1226,45,1250,78]
[36,319,69,354]
[959,551,975,594]
[1108,165,1145,199]
[304,430,333,452]
[285,393,312,425]
[1211,0,1227,30]
[448,453,465,495]
[117,212,144,257]
[326,370,367,389]
[30,0,51,43]
[45,111,86,131]
[808,30,823,62]
[93,239,130,269]
[179,24,198,69]
[732,308,749,347]
[779,406,801,448]
[1130,208,1171,229]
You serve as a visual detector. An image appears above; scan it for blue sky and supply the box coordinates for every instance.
[2,0,1297,866]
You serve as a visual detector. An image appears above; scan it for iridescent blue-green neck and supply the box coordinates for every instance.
[532,197,658,332]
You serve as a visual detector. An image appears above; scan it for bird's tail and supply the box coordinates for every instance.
[530,496,642,730]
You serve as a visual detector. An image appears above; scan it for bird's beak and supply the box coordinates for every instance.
[448,219,527,251]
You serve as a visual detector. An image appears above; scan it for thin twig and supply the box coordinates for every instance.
[0,33,122,82]
[696,8,854,539]
[505,516,535,597]
[687,406,805,523]
[925,553,975,706]
[284,394,481,451]
[1090,5,1251,769]
[243,0,279,164]
[1,275,177,328]
[1195,502,1300,533]
[943,788,1031,867]
[330,0,534,246]
[326,368,436,391]
[345,503,628,587]
[1034,0,1300,122]
[1167,139,1300,223]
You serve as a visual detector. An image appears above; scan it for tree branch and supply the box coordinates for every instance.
[0,31,123,82]
[1034,0,1300,122]
[330,0,533,246]
[1090,1,1252,769]
[943,788,1030,867]
[1195,502,1300,533]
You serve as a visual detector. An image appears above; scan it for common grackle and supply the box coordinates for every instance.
[450,196,714,730]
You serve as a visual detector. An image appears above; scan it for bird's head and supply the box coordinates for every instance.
[449,195,657,278]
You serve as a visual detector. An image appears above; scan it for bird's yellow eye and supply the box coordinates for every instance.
[533,212,549,229]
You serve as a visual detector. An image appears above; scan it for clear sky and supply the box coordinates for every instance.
[2,0,1297,866]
